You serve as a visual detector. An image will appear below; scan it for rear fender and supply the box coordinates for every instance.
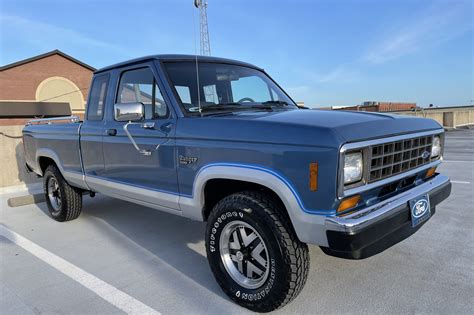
[35,148,88,190]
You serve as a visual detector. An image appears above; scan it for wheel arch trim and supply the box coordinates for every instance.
[180,163,333,217]
[179,163,331,245]
[35,148,64,176]
[35,148,89,190]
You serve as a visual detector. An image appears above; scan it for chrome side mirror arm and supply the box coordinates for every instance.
[123,121,159,156]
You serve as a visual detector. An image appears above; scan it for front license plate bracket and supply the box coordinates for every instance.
[409,194,431,227]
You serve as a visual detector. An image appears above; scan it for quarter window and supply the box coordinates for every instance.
[117,68,169,119]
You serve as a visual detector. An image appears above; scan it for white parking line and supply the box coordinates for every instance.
[443,160,474,163]
[451,180,471,184]
[0,224,160,315]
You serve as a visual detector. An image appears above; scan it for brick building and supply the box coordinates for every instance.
[0,50,95,125]
[335,101,417,112]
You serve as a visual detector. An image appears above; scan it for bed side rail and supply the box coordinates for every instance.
[26,116,81,126]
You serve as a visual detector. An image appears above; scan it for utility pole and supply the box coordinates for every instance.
[194,0,211,56]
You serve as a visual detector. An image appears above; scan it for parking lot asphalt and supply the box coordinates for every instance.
[1,129,473,314]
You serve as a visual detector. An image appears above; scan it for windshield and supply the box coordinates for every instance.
[163,61,296,113]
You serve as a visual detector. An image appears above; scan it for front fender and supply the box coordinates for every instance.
[179,163,334,246]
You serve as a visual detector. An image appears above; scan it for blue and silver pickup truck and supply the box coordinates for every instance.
[23,55,451,312]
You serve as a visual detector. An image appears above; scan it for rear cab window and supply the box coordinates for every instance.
[87,74,110,121]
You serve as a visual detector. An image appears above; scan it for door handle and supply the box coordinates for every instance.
[141,122,155,129]
[160,122,174,133]
[106,128,117,136]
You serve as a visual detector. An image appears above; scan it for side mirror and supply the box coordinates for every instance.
[114,103,144,122]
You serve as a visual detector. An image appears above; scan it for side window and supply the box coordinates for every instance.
[117,67,169,119]
[87,74,109,121]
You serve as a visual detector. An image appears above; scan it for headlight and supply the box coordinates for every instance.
[344,152,363,184]
[431,136,441,158]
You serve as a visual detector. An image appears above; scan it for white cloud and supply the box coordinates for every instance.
[296,0,472,99]
[315,65,360,83]
[0,15,129,56]
[363,2,472,64]
[316,66,346,83]
[286,85,311,97]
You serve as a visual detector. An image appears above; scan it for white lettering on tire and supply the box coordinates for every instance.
[209,210,277,301]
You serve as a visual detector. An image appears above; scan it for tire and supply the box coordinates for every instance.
[43,164,82,222]
[205,191,309,312]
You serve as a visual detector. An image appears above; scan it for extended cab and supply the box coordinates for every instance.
[23,55,451,312]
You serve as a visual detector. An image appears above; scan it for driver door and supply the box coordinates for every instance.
[100,64,179,210]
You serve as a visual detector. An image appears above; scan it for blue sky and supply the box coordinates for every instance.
[1,0,472,107]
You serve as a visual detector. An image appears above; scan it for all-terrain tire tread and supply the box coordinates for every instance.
[44,165,82,222]
[207,190,309,312]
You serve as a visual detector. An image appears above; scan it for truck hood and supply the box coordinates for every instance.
[220,109,442,142]
[178,109,442,148]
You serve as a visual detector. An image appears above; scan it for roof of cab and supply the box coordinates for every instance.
[94,54,262,74]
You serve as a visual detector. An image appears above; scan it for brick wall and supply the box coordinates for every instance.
[338,102,417,112]
[377,102,417,112]
[0,54,93,101]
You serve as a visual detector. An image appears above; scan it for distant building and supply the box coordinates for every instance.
[0,49,95,125]
[334,101,417,112]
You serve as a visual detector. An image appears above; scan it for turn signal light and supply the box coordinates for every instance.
[309,162,318,191]
[425,167,437,178]
[337,195,361,213]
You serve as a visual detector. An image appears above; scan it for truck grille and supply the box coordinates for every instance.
[368,135,433,183]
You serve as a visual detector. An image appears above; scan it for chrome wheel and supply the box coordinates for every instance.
[219,220,270,289]
[47,177,62,212]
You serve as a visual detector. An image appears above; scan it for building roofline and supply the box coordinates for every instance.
[0,49,96,72]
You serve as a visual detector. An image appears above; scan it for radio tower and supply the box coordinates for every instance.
[194,0,211,56]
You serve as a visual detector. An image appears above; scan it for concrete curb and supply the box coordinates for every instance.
[7,194,45,207]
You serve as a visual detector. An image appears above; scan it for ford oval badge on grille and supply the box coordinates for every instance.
[421,151,431,159]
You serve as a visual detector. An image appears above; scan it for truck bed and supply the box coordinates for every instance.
[23,120,84,180]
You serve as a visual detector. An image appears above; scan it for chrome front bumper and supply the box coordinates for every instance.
[326,174,451,233]
[322,174,451,259]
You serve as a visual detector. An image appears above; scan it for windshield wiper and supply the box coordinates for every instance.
[261,100,289,107]
[249,105,275,110]
[199,104,244,112]
[198,103,276,114]
[198,100,295,113]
